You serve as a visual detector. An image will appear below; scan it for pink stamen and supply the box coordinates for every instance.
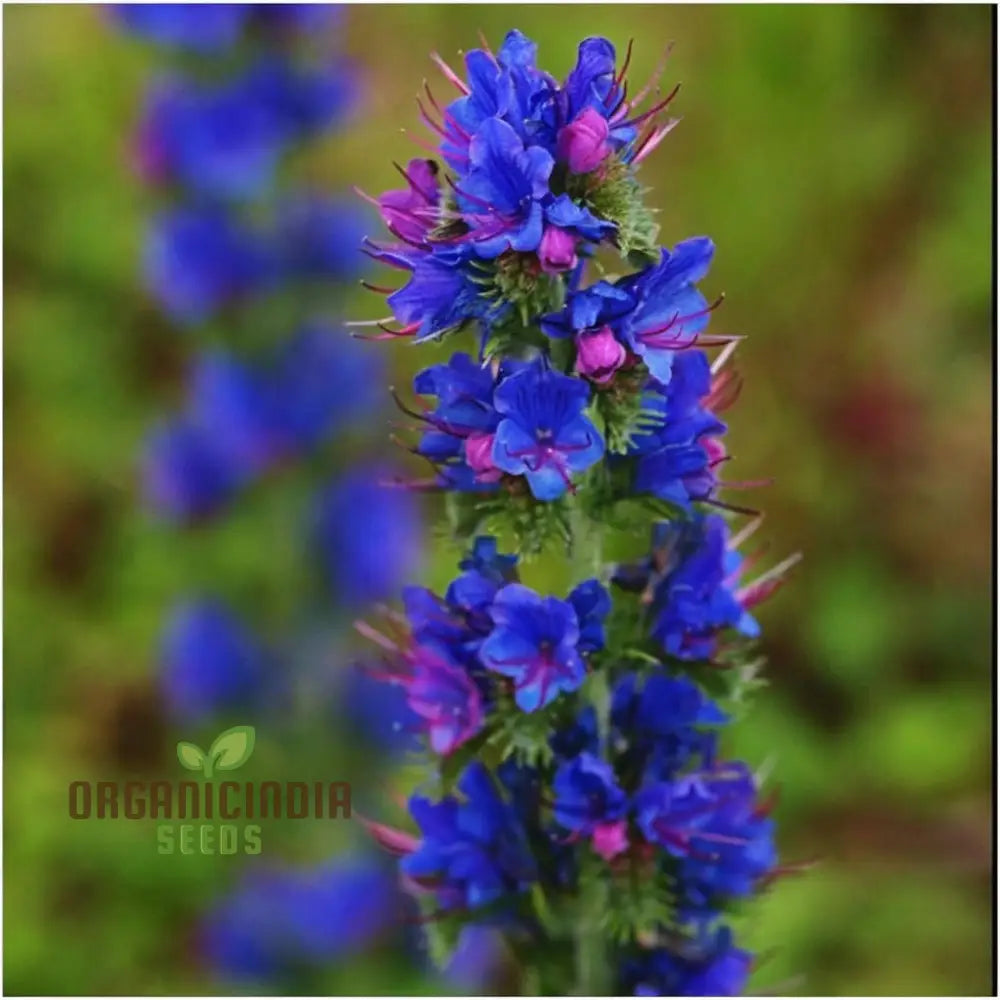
[430,52,469,94]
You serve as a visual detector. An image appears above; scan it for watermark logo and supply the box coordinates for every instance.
[176,724,255,778]
[68,723,351,856]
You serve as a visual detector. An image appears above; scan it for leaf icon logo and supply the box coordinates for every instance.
[176,725,256,778]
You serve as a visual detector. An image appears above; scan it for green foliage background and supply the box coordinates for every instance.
[4,4,993,995]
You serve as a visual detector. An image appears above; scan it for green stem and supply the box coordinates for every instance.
[569,493,604,584]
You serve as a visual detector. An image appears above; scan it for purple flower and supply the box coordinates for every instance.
[538,224,578,274]
[375,157,441,245]
[480,584,585,712]
[557,106,613,174]
[406,645,484,755]
[159,600,267,723]
[575,325,626,383]
[492,362,604,501]
[403,762,537,910]
[144,207,272,325]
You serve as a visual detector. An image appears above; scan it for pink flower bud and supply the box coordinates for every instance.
[465,432,496,473]
[592,820,629,861]
[538,225,578,275]
[557,107,612,174]
[575,326,626,384]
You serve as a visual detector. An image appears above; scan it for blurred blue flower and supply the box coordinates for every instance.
[620,926,752,997]
[202,856,403,983]
[142,420,244,521]
[160,599,267,723]
[113,4,249,52]
[441,924,508,992]
[144,207,272,325]
[135,59,354,201]
[312,468,422,607]
[273,194,369,281]
[342,664,421,754]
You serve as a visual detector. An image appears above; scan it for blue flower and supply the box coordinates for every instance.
[550,705,599,760]
[626,350,727,509]
[557,37,636,153]
[553,752,628,835]
[159,600,267,722]
[635,764,776,912]
[616,238,716,385]
[459,535,519,582]
[651,516,759,661]
[385,244,503,343]
[480,583,585,712]
[144,207,272,325]
[567,579,611,652]
[403,762,537,910]
[142,420,244,521]
[611,673,726,782]
[614,516,759,661]
[620,927,752,997]
[459,117,553,257]
[312,468,422,607]
[202,856,403,983]
[412,352,502,491]
[492,362,604,501]
[439,30,555,173]
[540,239,716,388]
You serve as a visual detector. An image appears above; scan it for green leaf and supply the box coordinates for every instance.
[176,741,205,772]
[208,725,256,771]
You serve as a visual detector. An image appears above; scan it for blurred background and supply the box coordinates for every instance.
[4,4,994,995]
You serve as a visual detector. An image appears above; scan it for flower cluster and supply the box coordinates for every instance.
[120,7,430,991]
[120,4,363,325]
[359,30,798,996]
[144,325,379,521]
